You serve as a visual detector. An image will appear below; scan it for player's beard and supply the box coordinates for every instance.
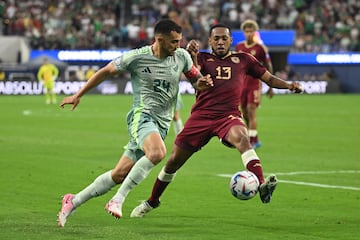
[213,47,229,58]
[166,48,177,56]
[161,44,177,56]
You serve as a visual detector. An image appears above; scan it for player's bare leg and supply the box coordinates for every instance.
[246,103,261,149]
[227,125,278,203]
[131,146,192,217]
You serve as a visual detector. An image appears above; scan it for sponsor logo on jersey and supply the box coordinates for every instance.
[141,67,152,73]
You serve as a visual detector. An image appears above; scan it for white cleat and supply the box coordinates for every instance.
[57,194,75,227]
[130,201,154,218]
[105,199,123,219]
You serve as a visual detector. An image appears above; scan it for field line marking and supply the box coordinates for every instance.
[272,170,360,176]
[217,170,360,179]
[278,179,360,191]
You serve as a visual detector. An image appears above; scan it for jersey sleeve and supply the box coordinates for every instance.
[195,52,206,72]
[112,48,142,72]
[37,67,43,80]
[262,45,272,64]
[197,52,214,76]
[246,53,267,78]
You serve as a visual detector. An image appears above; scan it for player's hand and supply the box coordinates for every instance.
[186,40,200,57]
[266,88,274,99]
[60,95,81,111]
[288,82,303,93]
[196,74,213,91]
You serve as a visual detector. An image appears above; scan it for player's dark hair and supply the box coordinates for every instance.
[154,19,182,35]
[209,23,232,36]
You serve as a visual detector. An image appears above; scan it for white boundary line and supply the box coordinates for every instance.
[271,170,360,176]
[217,170,360,191]
[278,179,360,191]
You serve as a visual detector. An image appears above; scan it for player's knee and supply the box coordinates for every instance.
[146,148,167,164]
[229,130,251,151]
[164,153,185,173]
[229,127,247,142]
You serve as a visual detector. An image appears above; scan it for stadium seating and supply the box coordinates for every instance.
[1,0,359,52]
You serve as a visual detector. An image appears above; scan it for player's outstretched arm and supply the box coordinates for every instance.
[60,62,118,111]
[261,71,302,93]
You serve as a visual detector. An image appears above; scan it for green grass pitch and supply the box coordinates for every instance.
[0,94,359,240]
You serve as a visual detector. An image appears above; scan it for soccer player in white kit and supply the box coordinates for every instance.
[57,19,213,227]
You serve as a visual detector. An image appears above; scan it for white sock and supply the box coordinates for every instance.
[173,119,183,135]
[72,170,116,208]
[158,167,176,182]
[248,129,258,137]
[112,156,155,201]
[241,149,259,167]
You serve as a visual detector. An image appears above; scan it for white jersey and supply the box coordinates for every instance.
[112,45,193,129]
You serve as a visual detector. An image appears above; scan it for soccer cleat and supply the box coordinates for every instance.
[130,201,157,218]
[57,194,75,227]
[105,199,123,219]
[251,141,262,149]
[259,174,277,203]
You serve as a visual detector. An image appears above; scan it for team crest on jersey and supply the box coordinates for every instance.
[250,50,257,56]
[231,57,240,63]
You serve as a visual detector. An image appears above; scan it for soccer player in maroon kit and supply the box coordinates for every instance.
[235,19,274,149]
[130,24,302,217]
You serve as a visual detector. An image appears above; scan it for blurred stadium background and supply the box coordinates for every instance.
[1,2,359,239]
[0,0,360,94]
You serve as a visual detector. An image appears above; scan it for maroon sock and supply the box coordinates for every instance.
[250,136,259,145]
[246,159,265,184]
[148,178,170,207]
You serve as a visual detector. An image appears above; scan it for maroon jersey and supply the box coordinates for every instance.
[235,42,270,90]
[191,51,266,116]
[174,51,266,152]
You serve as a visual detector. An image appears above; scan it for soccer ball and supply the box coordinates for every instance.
[230,170,259,200]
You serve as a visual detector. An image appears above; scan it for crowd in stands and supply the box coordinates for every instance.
[1,0,359,52]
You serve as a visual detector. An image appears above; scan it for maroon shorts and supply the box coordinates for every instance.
[240,87,262,109]
[175,110,246,152]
